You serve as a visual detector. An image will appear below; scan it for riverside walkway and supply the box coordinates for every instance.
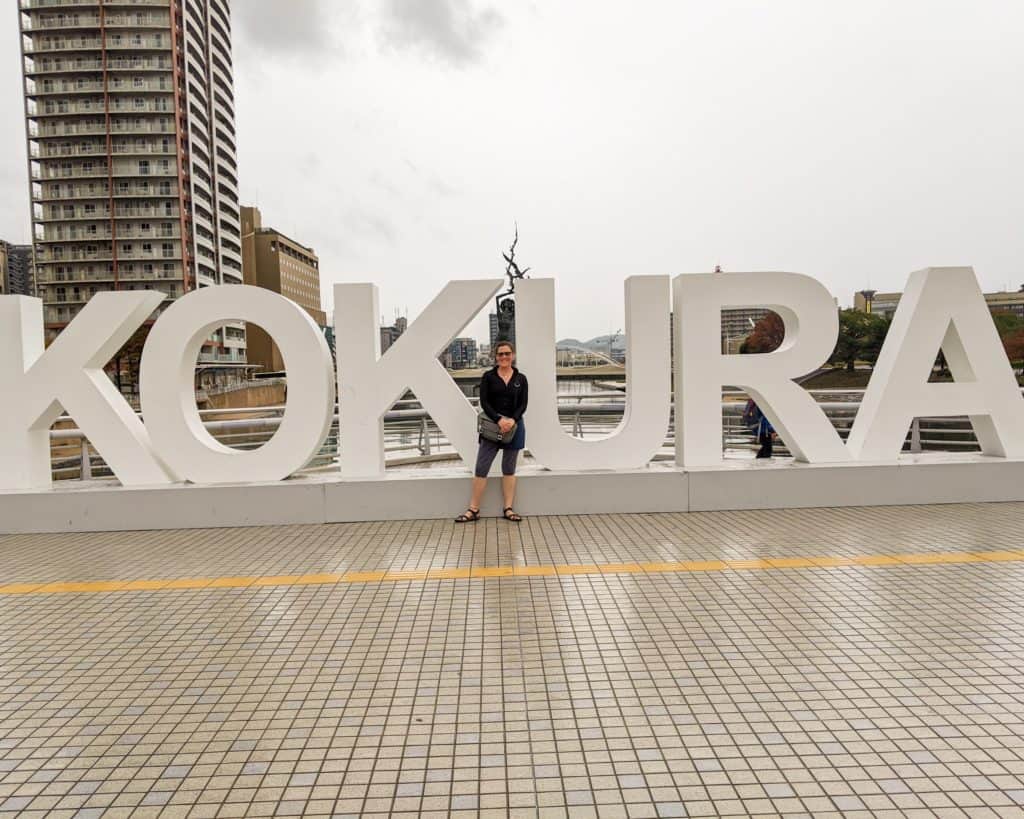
[1,503,1023,817]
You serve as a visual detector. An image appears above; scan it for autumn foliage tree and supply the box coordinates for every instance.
[739,311,785,353]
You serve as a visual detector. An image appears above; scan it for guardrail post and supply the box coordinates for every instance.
[419,417,431,456]
[910,418,922,453]
[573,411,582,437]
[80,439,92,480]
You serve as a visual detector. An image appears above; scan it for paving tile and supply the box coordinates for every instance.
[0,504,1023,815]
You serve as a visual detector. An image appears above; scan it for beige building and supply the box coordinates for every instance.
[19,0,244,359]
[853,290,903,318]
[241,206,325,373]
[855,287,1024,320]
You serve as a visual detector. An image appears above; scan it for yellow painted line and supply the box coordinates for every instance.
[382,570,429,581]
[470,567,514,578]
[974,551,1024,562]
[556,564,604,575]
[294,573,344,585]
[725,559,774,570]
[342,571,386,582]
[3,550,1023,597]
[512,566,557,576]
[428,568,472,579]
[852,555,901,566]
[207,576,256,588]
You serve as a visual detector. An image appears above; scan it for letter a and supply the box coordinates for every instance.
[0,293,173,490]
[335,280,503,477]
[848,267,1024,460]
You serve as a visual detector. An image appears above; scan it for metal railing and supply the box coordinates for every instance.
[47,391,989,482]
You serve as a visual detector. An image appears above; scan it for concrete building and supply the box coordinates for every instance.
[855,287,1024,320]
[444,337,477,371]
[19,0,244,360]
[380,316,407,354]
[721,307,770,353]
[0,241,34,296]
[240,206,325,373]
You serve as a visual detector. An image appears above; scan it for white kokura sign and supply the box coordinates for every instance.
[2,267,1023,491]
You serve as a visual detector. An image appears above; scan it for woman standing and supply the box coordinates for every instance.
[456,340,529,522]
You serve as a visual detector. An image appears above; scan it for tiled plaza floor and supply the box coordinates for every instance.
[1,503,1024,818]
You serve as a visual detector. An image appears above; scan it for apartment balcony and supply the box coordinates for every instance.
[35,144,106,158]
[110,122,175,134]
[34,124,106,136]
[23,13,102,30]
[24,57,104,74]
[24,37,103,53]
[36,186,110,201]
[106,57,171,71]
[108,100,172,114]
[110,187,176,198]
[117,253,181,265]
[41,229,114,241]
[44,271,115,284]
[31,81,105,94]
[104,14,170,28]
[110,165,175,178]
[32,101,105,115]
[117,270,182,283]
[111,144,174,155]
[105,37,170,51]
[48,292,94,304]
[114,206,179,218]
[114,226,180,239]
[106,79,173,93]
[20,1,103,9]
[36,249,113,262]
[37,209,111,221]
[34,166,109,180]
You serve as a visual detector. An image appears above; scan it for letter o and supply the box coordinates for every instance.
[139,285,335,484]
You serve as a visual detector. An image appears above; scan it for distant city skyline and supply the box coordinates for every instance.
[2,1,1022,341]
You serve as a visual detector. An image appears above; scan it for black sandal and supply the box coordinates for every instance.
[503,507,522,522]
[455,508,480,523]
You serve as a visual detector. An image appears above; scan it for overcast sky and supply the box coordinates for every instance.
[3,0,1023,341]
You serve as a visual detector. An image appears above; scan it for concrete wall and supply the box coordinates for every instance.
[3,455,1024,534]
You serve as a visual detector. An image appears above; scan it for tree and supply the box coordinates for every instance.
[992,311,1024,339]
[1003,326,1024,366]
[740,311,785,353]
[828,309,890,371]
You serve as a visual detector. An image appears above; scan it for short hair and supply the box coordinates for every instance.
[494,339,515,355]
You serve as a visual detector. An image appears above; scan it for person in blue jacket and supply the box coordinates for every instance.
[742,398,777,459]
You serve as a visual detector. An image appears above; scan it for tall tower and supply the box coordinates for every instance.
[18,0,244,364]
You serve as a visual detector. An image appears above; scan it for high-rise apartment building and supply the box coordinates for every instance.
[240,205,325,373]
[18,0,244,361]
[1,242,35,296]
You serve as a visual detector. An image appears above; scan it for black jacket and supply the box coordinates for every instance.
[479,367,528,423]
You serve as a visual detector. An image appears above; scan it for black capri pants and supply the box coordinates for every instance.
[474,438,521,478]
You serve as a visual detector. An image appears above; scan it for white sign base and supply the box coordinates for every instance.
[1,455,1022,534]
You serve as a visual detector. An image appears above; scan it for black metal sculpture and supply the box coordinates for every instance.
[494,224,529,345]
